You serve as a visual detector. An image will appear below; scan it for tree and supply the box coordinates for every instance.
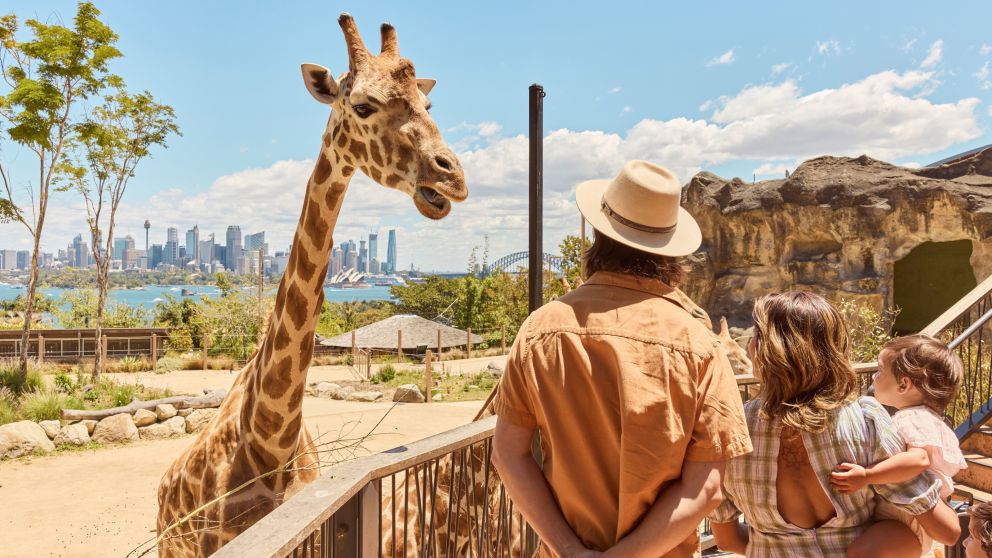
[68,86,179,378]
[0,3,122,381]
[54,289,148,328]
[391,275,462,322]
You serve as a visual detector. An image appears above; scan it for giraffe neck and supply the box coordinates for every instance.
[240,112,354,468]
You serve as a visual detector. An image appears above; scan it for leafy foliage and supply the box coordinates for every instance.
[317,300,397,337]
[836,298,899,363]
[54,289,149,328]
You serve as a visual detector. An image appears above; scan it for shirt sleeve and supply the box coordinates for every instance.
[686,343,753,462]
[492,321,538,429]
[861,397,942,515]
[708,487,742,523]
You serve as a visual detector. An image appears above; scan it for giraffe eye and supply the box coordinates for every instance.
[353,103,376,118]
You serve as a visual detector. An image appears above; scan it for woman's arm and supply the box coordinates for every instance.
[914,500,962,546]
[711,520,749,554]
[830,447,930,493]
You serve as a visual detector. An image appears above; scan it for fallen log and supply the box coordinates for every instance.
[60,389,227,421]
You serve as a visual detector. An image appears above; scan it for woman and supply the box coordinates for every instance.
[709,292,960,556]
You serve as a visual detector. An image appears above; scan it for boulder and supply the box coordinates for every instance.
[185,408,218,433]
[38,420,61,439]
[91,413,140,444]
[347,391,384,403]
[80,420,97,435]
[139,416,186,440]
[393,384,425,403]
[310,382,341,398]
[432,393,444,402]
[0,421,55,459]
[487,361,504,376]
[332,386,355,401]
[155,404,178,421]
[133,409,157,427]
[177,408,194,418]
[54,423,90,446]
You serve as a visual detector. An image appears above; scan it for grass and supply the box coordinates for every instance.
[367,367,498,402]
[19,391,83,422]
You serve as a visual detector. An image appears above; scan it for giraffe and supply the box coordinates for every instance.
[155,14,466,557]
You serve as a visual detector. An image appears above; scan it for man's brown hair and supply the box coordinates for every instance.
[582,230,684,285]
[880,335,963,414]
[970,501,992,555]
[752,291,859,433]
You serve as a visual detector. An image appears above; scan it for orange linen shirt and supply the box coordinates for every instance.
[493,271,752,557]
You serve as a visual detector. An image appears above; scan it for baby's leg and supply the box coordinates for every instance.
[848,520,922,558]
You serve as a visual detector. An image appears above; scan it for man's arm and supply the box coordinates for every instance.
[492,418,600,558]
[603,460,726,558]
[711,520,749,555]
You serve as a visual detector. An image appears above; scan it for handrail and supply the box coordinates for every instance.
[921,273,992,337]
[213,416,497,558]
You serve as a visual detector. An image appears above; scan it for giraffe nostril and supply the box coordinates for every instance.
[434,155,453,172]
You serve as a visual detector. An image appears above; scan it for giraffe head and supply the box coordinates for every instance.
[301,14,466,219]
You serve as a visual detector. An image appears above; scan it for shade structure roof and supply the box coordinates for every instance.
[318,314,485,350]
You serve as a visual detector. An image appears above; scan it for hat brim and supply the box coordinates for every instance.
[575,178,702,257]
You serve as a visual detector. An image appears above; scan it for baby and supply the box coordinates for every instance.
[966,501,992,557]
[831,335,967,558]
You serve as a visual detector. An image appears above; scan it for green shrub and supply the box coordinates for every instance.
[0,362,45,396]
[836,298,899,363]
[108,356,150,373]
[53,371,76,394]
[371,364,397,384]
[20,391,81,422]
[110,384,136,407]
[165,328,194,353]
[0,398,17,425]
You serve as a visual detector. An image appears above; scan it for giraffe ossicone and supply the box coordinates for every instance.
[155,14,466,557]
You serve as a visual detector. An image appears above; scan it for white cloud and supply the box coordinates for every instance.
[976,61,991,90]
[622,106,633,113]
[752,163,791,177]
[608,87,622,94]
[239,146,249,153]
[980,44,992,56]
[1,68,983,271]
[901,38,918,53]
[920,40,943,69]
[771,63,791,75]
[707,50,735,67]
[698,100,713,112]
[901,161,922,169]
[817,40,841,56]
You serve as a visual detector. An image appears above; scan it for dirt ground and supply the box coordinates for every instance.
[0,363,490,558]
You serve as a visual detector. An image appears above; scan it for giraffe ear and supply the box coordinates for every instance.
[417,78,436,96]
[302,63,339,104]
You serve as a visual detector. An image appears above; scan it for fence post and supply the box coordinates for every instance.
[351,330,357,358]
[437,328,442,360]
[151,333,158,369]
[37,334,44,364]
[501,326,507,355]
[397,330,403,360]
[425,350,433,404]
[203,334,209,370]
[467,328,472,359]
[100,335,108,376]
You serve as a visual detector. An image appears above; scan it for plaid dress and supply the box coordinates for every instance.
[709,397,941,557]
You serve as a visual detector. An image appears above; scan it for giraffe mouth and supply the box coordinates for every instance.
[414,186,451,219]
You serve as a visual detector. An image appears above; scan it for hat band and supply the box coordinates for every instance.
[601,198,676,234]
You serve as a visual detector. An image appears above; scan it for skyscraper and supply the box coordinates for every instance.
[386,229,397,274]
[72,234,89,268]
[16,250,29,270]
[358,240,367,273]
[0,250,16,270]
[164,227,179,266]
[244,231,266,256]
[199,235,214,270]
[368,232,378,272]
[345,243,358,271]
[226,226,243,273]
[150,244,163,269]
[185,225,200,263]
[331,247,342,276]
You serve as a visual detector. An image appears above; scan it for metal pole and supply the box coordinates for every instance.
[528,83,545,314]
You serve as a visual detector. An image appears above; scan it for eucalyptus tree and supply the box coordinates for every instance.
[0,3,121,380]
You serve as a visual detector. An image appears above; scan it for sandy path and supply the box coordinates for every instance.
[0,378,485,557]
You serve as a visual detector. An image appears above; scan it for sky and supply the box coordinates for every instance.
[1,1,990,272]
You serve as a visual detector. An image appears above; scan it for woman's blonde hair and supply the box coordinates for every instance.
[752,291,859,432]
[880,335,963,414]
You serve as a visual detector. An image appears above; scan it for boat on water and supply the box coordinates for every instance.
[181,288,193,296]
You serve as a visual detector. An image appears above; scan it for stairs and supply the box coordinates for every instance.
[958,426,992,499]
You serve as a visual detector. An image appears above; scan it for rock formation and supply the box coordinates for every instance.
[682,148,992,329]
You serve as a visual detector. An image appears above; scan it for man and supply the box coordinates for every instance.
[491,160,752,557]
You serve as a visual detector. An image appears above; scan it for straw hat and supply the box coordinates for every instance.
[575,160,701,257]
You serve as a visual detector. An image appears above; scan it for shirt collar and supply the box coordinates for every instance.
[583,271,690,310]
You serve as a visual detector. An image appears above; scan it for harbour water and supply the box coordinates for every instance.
[0,283,394,310]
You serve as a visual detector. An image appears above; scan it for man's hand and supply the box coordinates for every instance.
[830,463,868,493]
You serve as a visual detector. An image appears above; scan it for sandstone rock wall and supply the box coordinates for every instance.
[681,151,992,327]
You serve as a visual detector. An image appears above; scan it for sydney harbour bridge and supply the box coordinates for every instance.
[482,251,565,277]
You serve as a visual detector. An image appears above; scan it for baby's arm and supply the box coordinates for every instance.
[830,447,930,493]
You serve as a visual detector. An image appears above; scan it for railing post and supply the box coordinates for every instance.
[100,335,108,376]
[425,350,433,404]
[37,334,44,364]
[501,326,507,355]
[397,330,403,360]
[151,333,158,369]
[360,483,380,556]
[203,334,209,370]
[467,328,472,359]
[333,486,361,556]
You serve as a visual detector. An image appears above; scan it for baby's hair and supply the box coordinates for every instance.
[880,334,963,414]
[969,501,992,555]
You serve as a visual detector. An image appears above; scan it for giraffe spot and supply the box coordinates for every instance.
[300,331,315,364]
[253,401,285,438]
[326,187,344,207]
[382,137,394,164]
[370,167,382,183]
[334,151,341,163]
[396,145,414,173]
[278,414,302,449]
[342,165,354,176]
[342,154,353,165]
[342,119,351,133]
[372,125,378,134]
[313,152,332,184]
[349,139,368,162]
[273,283,287,319]
[248,441,280,470]
[274,323,290,351]
[314,271,328,298]
[285,248,298,277]
[292,249,317,283]
[286,283,311,329]
[369,140,384,166]
[287,384,303,412]
[332,121,341,139]
[385,173,402,187]
[336,131,348,148]
[322,133,331,147]
[304,198,329,247]
[263,355,293,400]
